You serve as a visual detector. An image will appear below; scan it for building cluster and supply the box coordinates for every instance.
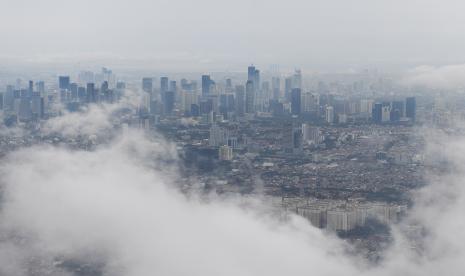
[0,68,126,126]
[136,65,416,127]
[279,197,407,231]
[0,67,440,236]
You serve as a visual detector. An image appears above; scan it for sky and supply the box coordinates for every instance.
[1,0,465,71]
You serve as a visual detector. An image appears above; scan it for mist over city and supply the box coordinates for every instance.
[1,0,465,275]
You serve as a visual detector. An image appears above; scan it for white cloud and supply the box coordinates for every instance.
[0,104,465,275]
[402,64,465,89]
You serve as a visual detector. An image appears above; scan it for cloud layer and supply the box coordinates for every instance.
[0,102,464,275]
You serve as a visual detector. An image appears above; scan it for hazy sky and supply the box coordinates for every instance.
[1,0,465,71]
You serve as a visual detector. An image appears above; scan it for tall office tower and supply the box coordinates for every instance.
[4,85,15,111]
[209,124,228,147]
[142,77,153,93]
[86,83,96,103]
[235,85,245,116]
[225,79,232,90]
[406,97,416,122]
[18,97,32,122]
[292,125,303,154]
[169,80,177,93]
[36,81,45,95]
[59,76,70,90]
[302,92,318,113]
[202,75,211,96]
[31,95,44,119]
[247,65,260,91]
[182,90,198,115]
[291,88,301,115]
[70,83,78,100]
[245,80,255,114]
[372,103,383,123]
[325,106,334,124]
[160,77,169,93]
[78,87,86,102]
[272,77,281,100]
[28,80,33,97]
[292,69,302,89]
[302,124,322,144]
[219,145,233,161]
[180,79,189,90]
[163,90,175,115]
[285,77,292,101]
[199,98,213,114]
[360,99,374,113]
[247,65,256,82]
[254,70,260,92]
[391,101,405,117]
[382,105,391,122]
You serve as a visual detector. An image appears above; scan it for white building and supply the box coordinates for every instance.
[325,106,334,124]
[219,145,233,161]
[382,106,391,122]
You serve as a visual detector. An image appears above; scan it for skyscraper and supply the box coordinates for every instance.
[235,85,245,116]
[245,80,255,114]
[291,88,301,115]
[372,103,383,124]
[247,65,256,82]
[59,76,70,90]
[142,78,153,93]
[86,83,96,103]
[247,65,260,92]
[285,77,292,101]
[406,97,416,122]
[272,77,280,100]
[325,106,334,124]
[292,69,302,89]
[163,90,175,115]
[202,75,211,96]
[160,77,169,94]
[391,101,404,117]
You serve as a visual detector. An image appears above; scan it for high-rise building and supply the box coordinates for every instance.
[360,99,374,114]
[247,65,260,92]
[391,101,404,117]
[219,145,233,161]
[209,124,228,147]
[292,69,302,89]
[372,103,383,123]
[302,124,322,144]
[245,80,255,114]
[160,77,169,94]
[382,105,391,122]
[163,90,175,115]
[28,80,33,97]
[202,75,211,96]
[86,83,97,103]
[169,80,177,93]
[247,65,256,82]
[142,78,153,93]
[291,88,301,115]
[406,97,416,122]
[59,76,70,90]
[292,125,303,154]
[284,77,292,101]
[235,85,245,116]
[271,77,280,100]
[325,106,334,124]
